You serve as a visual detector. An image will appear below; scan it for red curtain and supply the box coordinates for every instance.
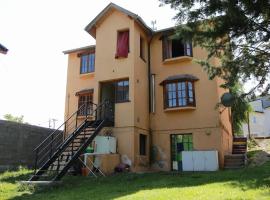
[116,31,129,58]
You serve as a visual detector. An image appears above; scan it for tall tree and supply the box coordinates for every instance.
[160,0,270,134]
[160,0,269,95]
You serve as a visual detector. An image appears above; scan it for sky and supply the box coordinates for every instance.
[0,0,177,128]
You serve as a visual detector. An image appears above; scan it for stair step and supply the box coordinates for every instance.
[224,160,245,165]
[233,145,247,148]
[76,134,92,138]
[20,181,62,186]
[232,151,246,154]
[224,165,245,169]
[233,137,247,142]
[51,163,67,166]
[233,147,247,149]
[32,174,55,177]
[37,169,61,172]
[232,149,247,151]
[225,154,246,159]
[68,145,82,148]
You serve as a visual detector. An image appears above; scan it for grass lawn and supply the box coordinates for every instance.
[1,162,270,200]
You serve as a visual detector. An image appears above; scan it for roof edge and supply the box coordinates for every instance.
[63,45,95,54]
[84,2,152,37]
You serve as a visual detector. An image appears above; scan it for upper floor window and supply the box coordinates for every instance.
[115,30,129,58]
[162,36,192,60]
[77,92,93,116]
[164,81,195,108]
[115,80,129,103]
[80,53,95,74]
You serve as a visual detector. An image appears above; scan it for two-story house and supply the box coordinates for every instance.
[63,3,232,172]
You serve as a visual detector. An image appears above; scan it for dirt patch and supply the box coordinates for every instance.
[247,138,270,167]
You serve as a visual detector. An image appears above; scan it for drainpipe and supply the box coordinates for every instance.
[147,34,153,167]
[148,36,153,113]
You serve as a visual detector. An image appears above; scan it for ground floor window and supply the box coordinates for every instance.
[139,134,147,155]
[171,134,193,171]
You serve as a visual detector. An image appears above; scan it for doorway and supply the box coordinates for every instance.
[171,134,193,171]
[99,79,129,125]
[100,82,115,124]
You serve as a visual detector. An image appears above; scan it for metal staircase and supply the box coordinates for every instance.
[29,100,113,181]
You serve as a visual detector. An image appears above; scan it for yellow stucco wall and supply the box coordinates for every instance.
[64,8,232,171]
[149,33,232,169]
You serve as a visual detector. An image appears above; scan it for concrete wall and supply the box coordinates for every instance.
[243,110,270,137]
[0,120,55,171]
[242,100,270,137]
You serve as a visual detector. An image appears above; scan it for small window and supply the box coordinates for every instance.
[115,80,129,103]
[78,93,93,116]
[116,30,129,58]
[80,53,95,74]
[162,36,192,60]
[139,134,147,156]
[164,81,195,108]
[140,36,146,61]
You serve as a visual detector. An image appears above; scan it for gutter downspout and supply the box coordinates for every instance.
[148,35,153,167]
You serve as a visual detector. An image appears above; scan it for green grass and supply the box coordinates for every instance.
[1,162,270,200]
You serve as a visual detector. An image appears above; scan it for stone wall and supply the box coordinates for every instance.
[0,120,59,171]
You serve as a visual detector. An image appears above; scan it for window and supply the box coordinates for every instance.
[164,81,195,108]
[116,30,129,58]
[140,36,146,61]
[139,134,147,155]
[115,80,129,103]
[80,53,95,74]
[162,36,192,60]
[78,93,93,116]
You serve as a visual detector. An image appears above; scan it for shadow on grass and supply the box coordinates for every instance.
[8,162,270,200]
[0,170,33,184]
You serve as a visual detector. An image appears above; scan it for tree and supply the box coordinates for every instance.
[4,114,25,123]
[160,0,269,134]
[230,84,252,135]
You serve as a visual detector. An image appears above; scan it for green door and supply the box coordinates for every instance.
[171,134,193,171]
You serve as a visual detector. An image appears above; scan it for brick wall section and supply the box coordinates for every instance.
[0,120,62,171]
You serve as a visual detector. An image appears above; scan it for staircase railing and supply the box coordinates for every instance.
[33,100,113,173]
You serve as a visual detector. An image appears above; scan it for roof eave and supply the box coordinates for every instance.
[63,45,96,54]
[84,3,153,38]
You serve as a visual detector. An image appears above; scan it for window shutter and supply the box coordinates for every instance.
[162,37,168,60]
